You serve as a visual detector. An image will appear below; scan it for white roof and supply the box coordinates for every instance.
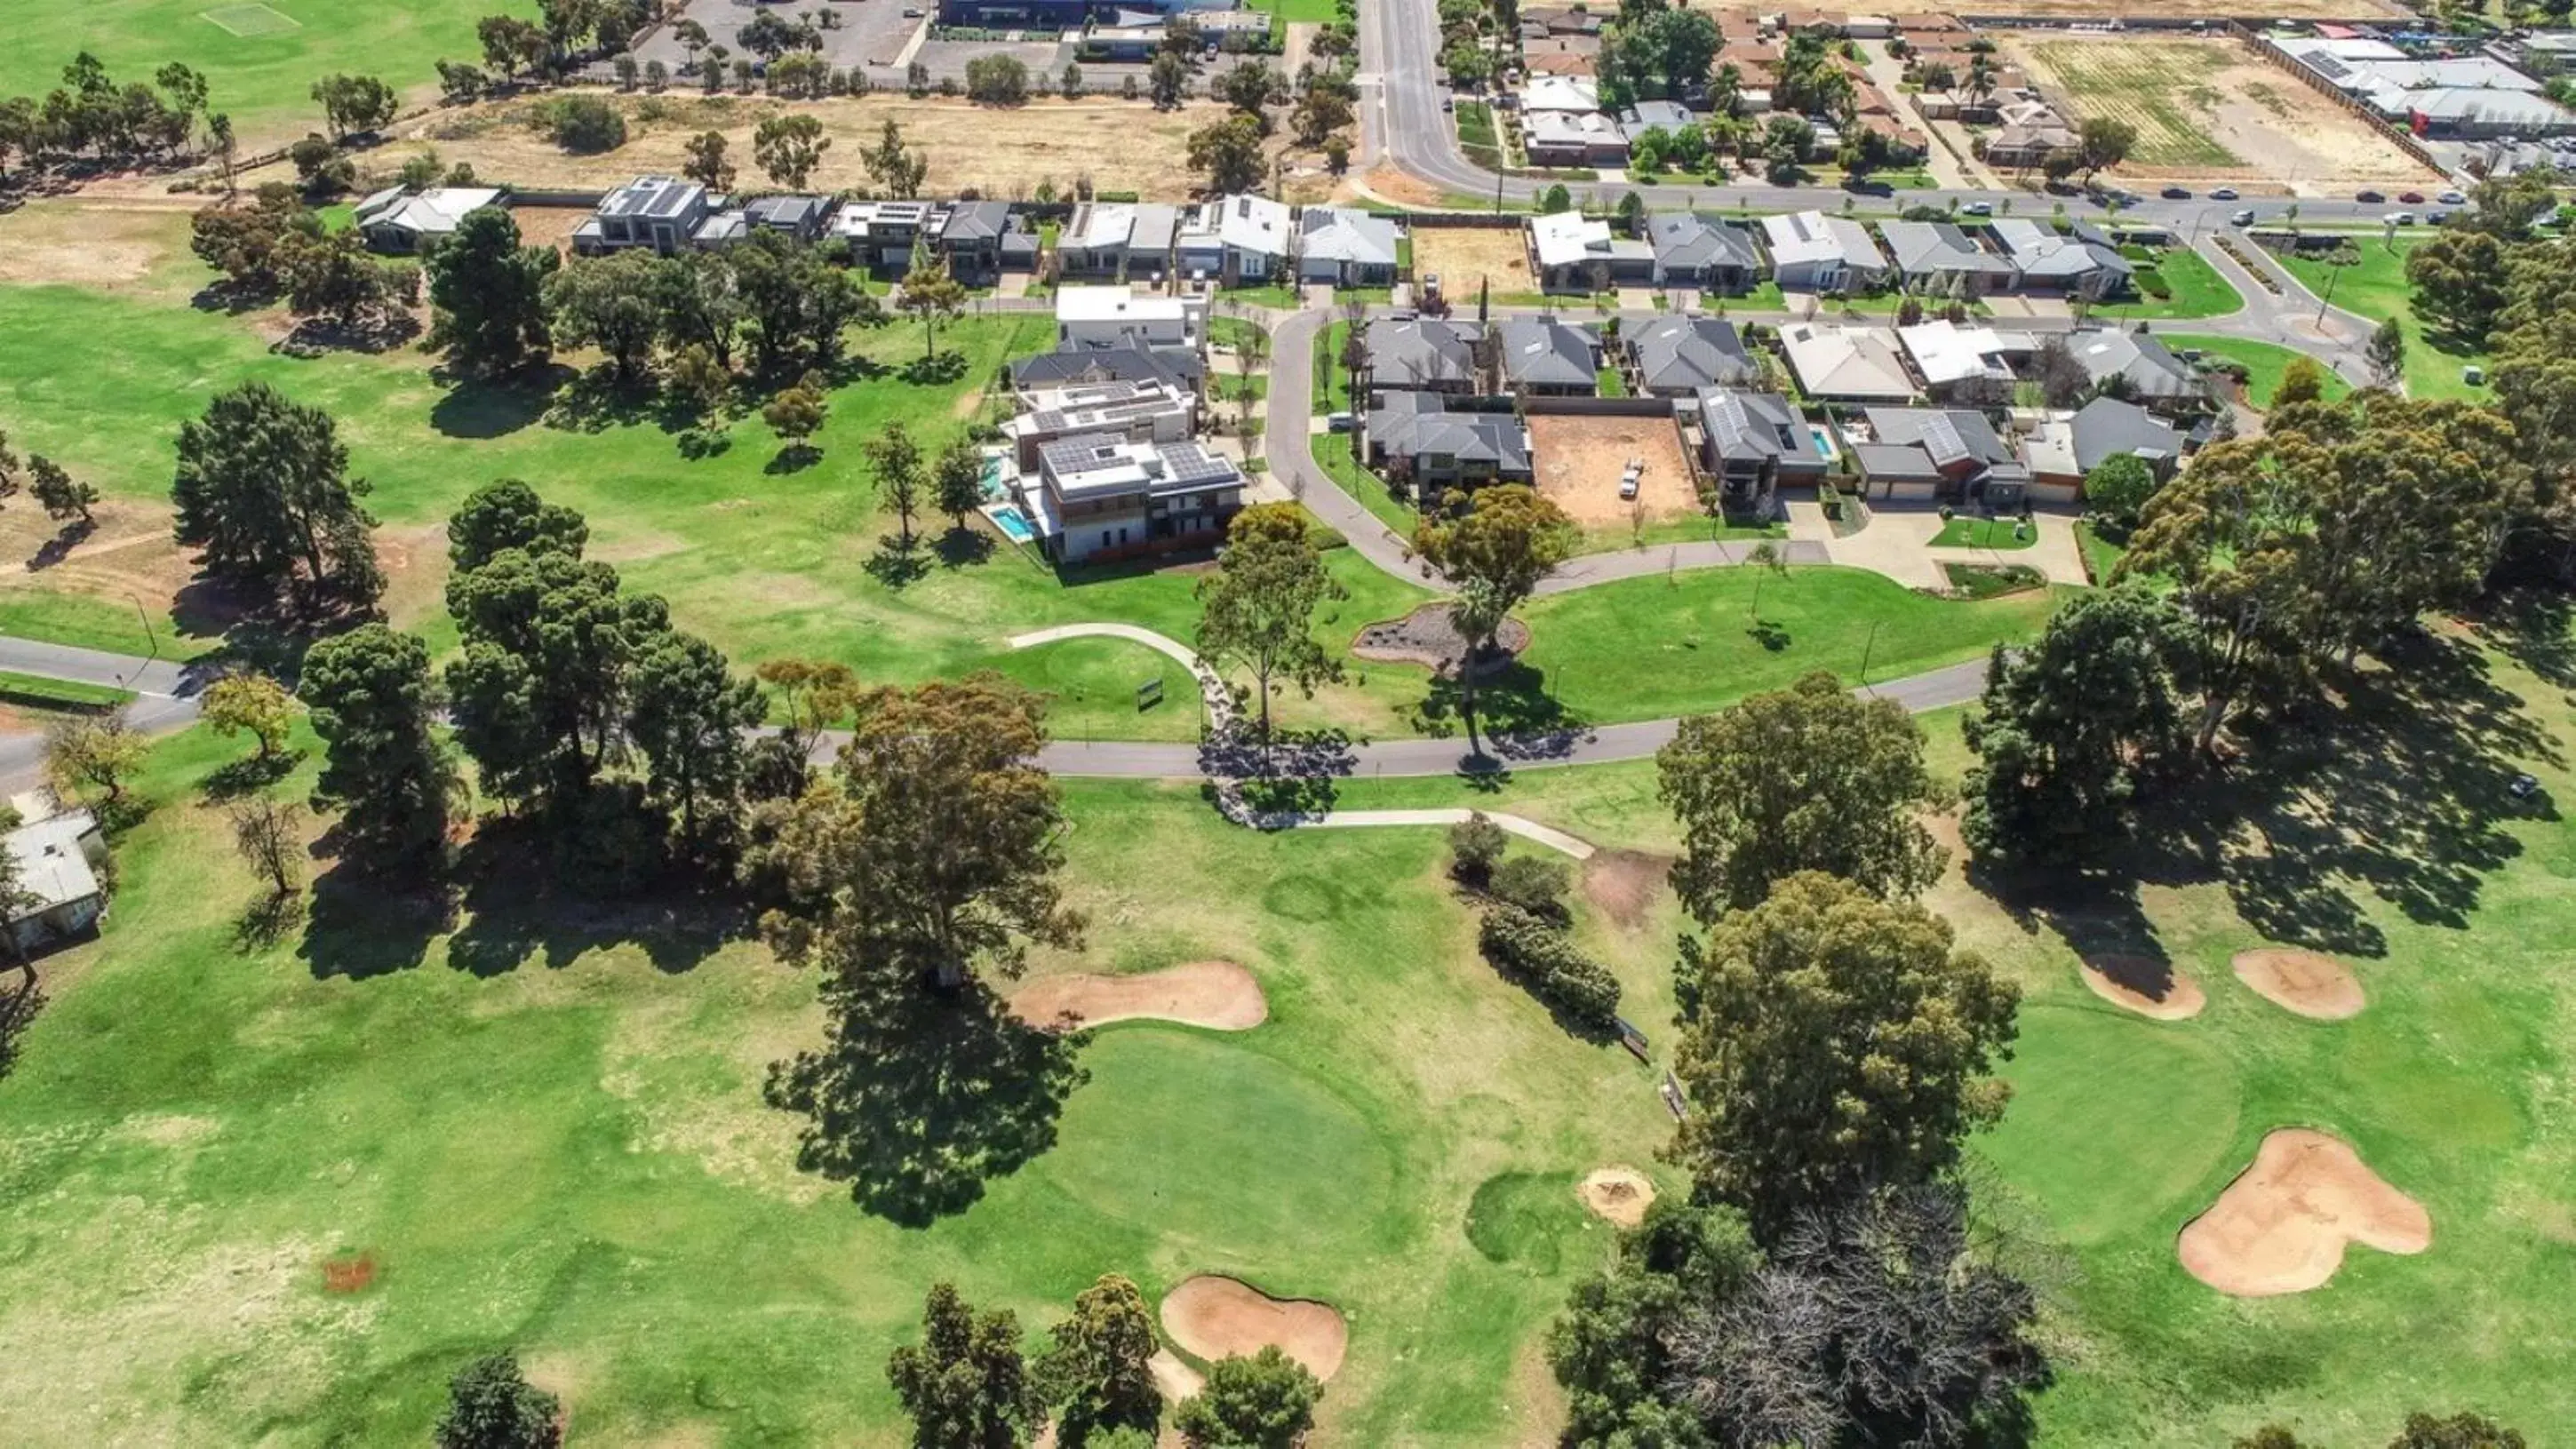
[1208,193,1292,258]
[5,808,100,919]
[1778,322,1915,399]
[1520,75,1602,112]
[1897,321,2036,386]
[2024,415,2080,478]
[355,186,504,235]
[1527,210,1614,268]
[1760,211,1887,269]
[1067,202,1137,250]
[1057,285,1192,323]
[1300,206,1400,267]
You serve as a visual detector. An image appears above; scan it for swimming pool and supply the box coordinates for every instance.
[979,453,1009,501]
[985,503,1037,545]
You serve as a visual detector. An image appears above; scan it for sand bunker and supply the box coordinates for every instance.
[2080,955,2206,1020]
[1577,1167,1657,1228]
[1160,1277,1348,1381]
[2179,1128,2431,1296]
[1008,961,1267,1032]
[2232,949,2366,1021]
[1149,1349,1205,1402]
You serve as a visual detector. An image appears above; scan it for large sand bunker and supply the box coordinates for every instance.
[1008,961,1267,1032]
[1577,1167,1657,1228]
[1161,1277,1348,1381]
[2232,949,2367,1021]
[2179,1129,2431,1296]
[2080,955,2206,1021]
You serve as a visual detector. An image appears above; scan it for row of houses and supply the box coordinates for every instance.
[1522,208,2134,302]
[1057,195,1401,289]
[1511,72,1926,169]
[2272,29,2576,138]
[1354,311,2198,512]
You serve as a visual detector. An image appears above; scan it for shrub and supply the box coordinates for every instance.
[1479,903,1621,1029]
[541,94,628,154]
[1306,523,1349,552]
[1488,854,1570,921]
[1448,812,1508,886]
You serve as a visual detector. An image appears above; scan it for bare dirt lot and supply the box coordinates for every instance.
[236,92,1341,204]
[1528,413,1695,529]
[2000,35,2436,188]
[1410,225,1538,298]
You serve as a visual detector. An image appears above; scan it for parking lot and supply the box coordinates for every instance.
[630,0,928,76]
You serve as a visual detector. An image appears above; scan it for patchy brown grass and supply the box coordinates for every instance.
[1410,225,1536,298]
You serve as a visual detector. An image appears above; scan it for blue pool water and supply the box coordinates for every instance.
[979,455,1009,500]
[989,506,1036,544]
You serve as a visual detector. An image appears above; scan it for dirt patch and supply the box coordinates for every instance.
[251,92,1334,207]
[1581,850,1670,929]
[2179,1128,2431,1296]
[1576,1167,1656,1228]
[1411,225,1539,298]
[0,201,190,291]
[2079,954,2206,1020]
[1527,413,1697,529]
[2232,948,2366,1021]
[1161,1276,1348,1381]
[1352,603,1530,673]
[320,1252,379,1294]
[1363,167,1456,210]
[2001,34,2435,188]
[1007,960,1267,1032]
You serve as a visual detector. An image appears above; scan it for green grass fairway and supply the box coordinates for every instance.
[2277,238,2491,402]
[0,727,1676,1444]
[2,0,533,141]
[2171,334,2355,409]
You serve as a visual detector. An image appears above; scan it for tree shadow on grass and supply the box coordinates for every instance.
[430,366,573,440]
[766,973,1085,1226]
[25,517,95,572]
[0,971,43,1086]
[762,442,822,475]
[864,533,933,589]
[935,525,995,569]
[2469,587,2576,689]
[301,864,454,981]
[1205,724,1356,817]
[203,750,303,802]
[544,363,662,435]
[233,890,308,955]
[1413,660,1591,762]
[440,822,748,978]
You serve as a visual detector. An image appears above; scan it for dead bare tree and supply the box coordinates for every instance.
[228,797,306,900]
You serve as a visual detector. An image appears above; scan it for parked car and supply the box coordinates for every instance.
[2390,211,2418,226]
[2356,189,2385,203]
[1619,458,1644,501]
[2231,208,2256,227]
[2428,210,2451,225]
[2438,188,2467,204]
[2210,187,2239,200]
[1961,200,1993,215]
[2399,190,2426,203]
[2160,186,2191,199]
[1327,411,1356,433]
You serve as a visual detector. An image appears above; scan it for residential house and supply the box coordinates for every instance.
[1644,212,1763,292]
[746,194,832,241]
[1002,377,1200,473]
[1777,322,1918,402]
[1692,387,1822,513]
[1627,316,1761,396]
[1760,211,1889,294]
[1365,390,1534,495]
[2,807,106,956]
[1057,202,1143,278]
[2022,395,2185,499]
[1527,211,1654,291]
[1298,207,1401,287]
[1897,320,2037,401]
[1878,219,2018,298]
[572,176,716,256]
[1367,317,1483,394]
[1056,285,1205,351]
[1497,317,1600,394]
[1848,81,1929,157]
[1522,5,1606,36]
[1521,109,1631,167]
[353,186,505,253]
[2064,327,2205,413]
[1176,193,1293,287]
[1010,343,1207,395]
[1621,100,1695,141]
[937,200,1036,283]
[1980,96,2078,169]
[1519,74,1603,112]
[1022,433,1244,564]
[1992,218,2132,301]
[1522,40,1600,76]
[831,199,939,273]
[1847,405,2028,504]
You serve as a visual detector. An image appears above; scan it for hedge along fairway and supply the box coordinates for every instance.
[0,733,1678,1444]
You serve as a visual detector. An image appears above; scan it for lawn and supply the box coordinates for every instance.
[2170,334,2355,409]
[1930,515,2038,551]
[1311,432,1417,542]
[0,723,1678,1445]
[2075,520,2125,584]
[2277,238,2492,403]
[1,0,533,143]
[0,669,137,711]
[2094,246,2243,322]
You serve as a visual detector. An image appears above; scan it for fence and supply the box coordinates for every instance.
[1519,394,1678,418]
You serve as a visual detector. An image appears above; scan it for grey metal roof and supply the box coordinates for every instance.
[1698,387,1804,465]
[1366,319,1481,389]
[1631,316,1758,392]
[2069,329,2201,400]
[1862,406,2012,465]
[1368,390,1529,470]
[2070,394,2181,472]
[1498,317,1597,388]
[942,200,1013,243]
[1012,345,1206,392]
[1646,212,1762,274]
